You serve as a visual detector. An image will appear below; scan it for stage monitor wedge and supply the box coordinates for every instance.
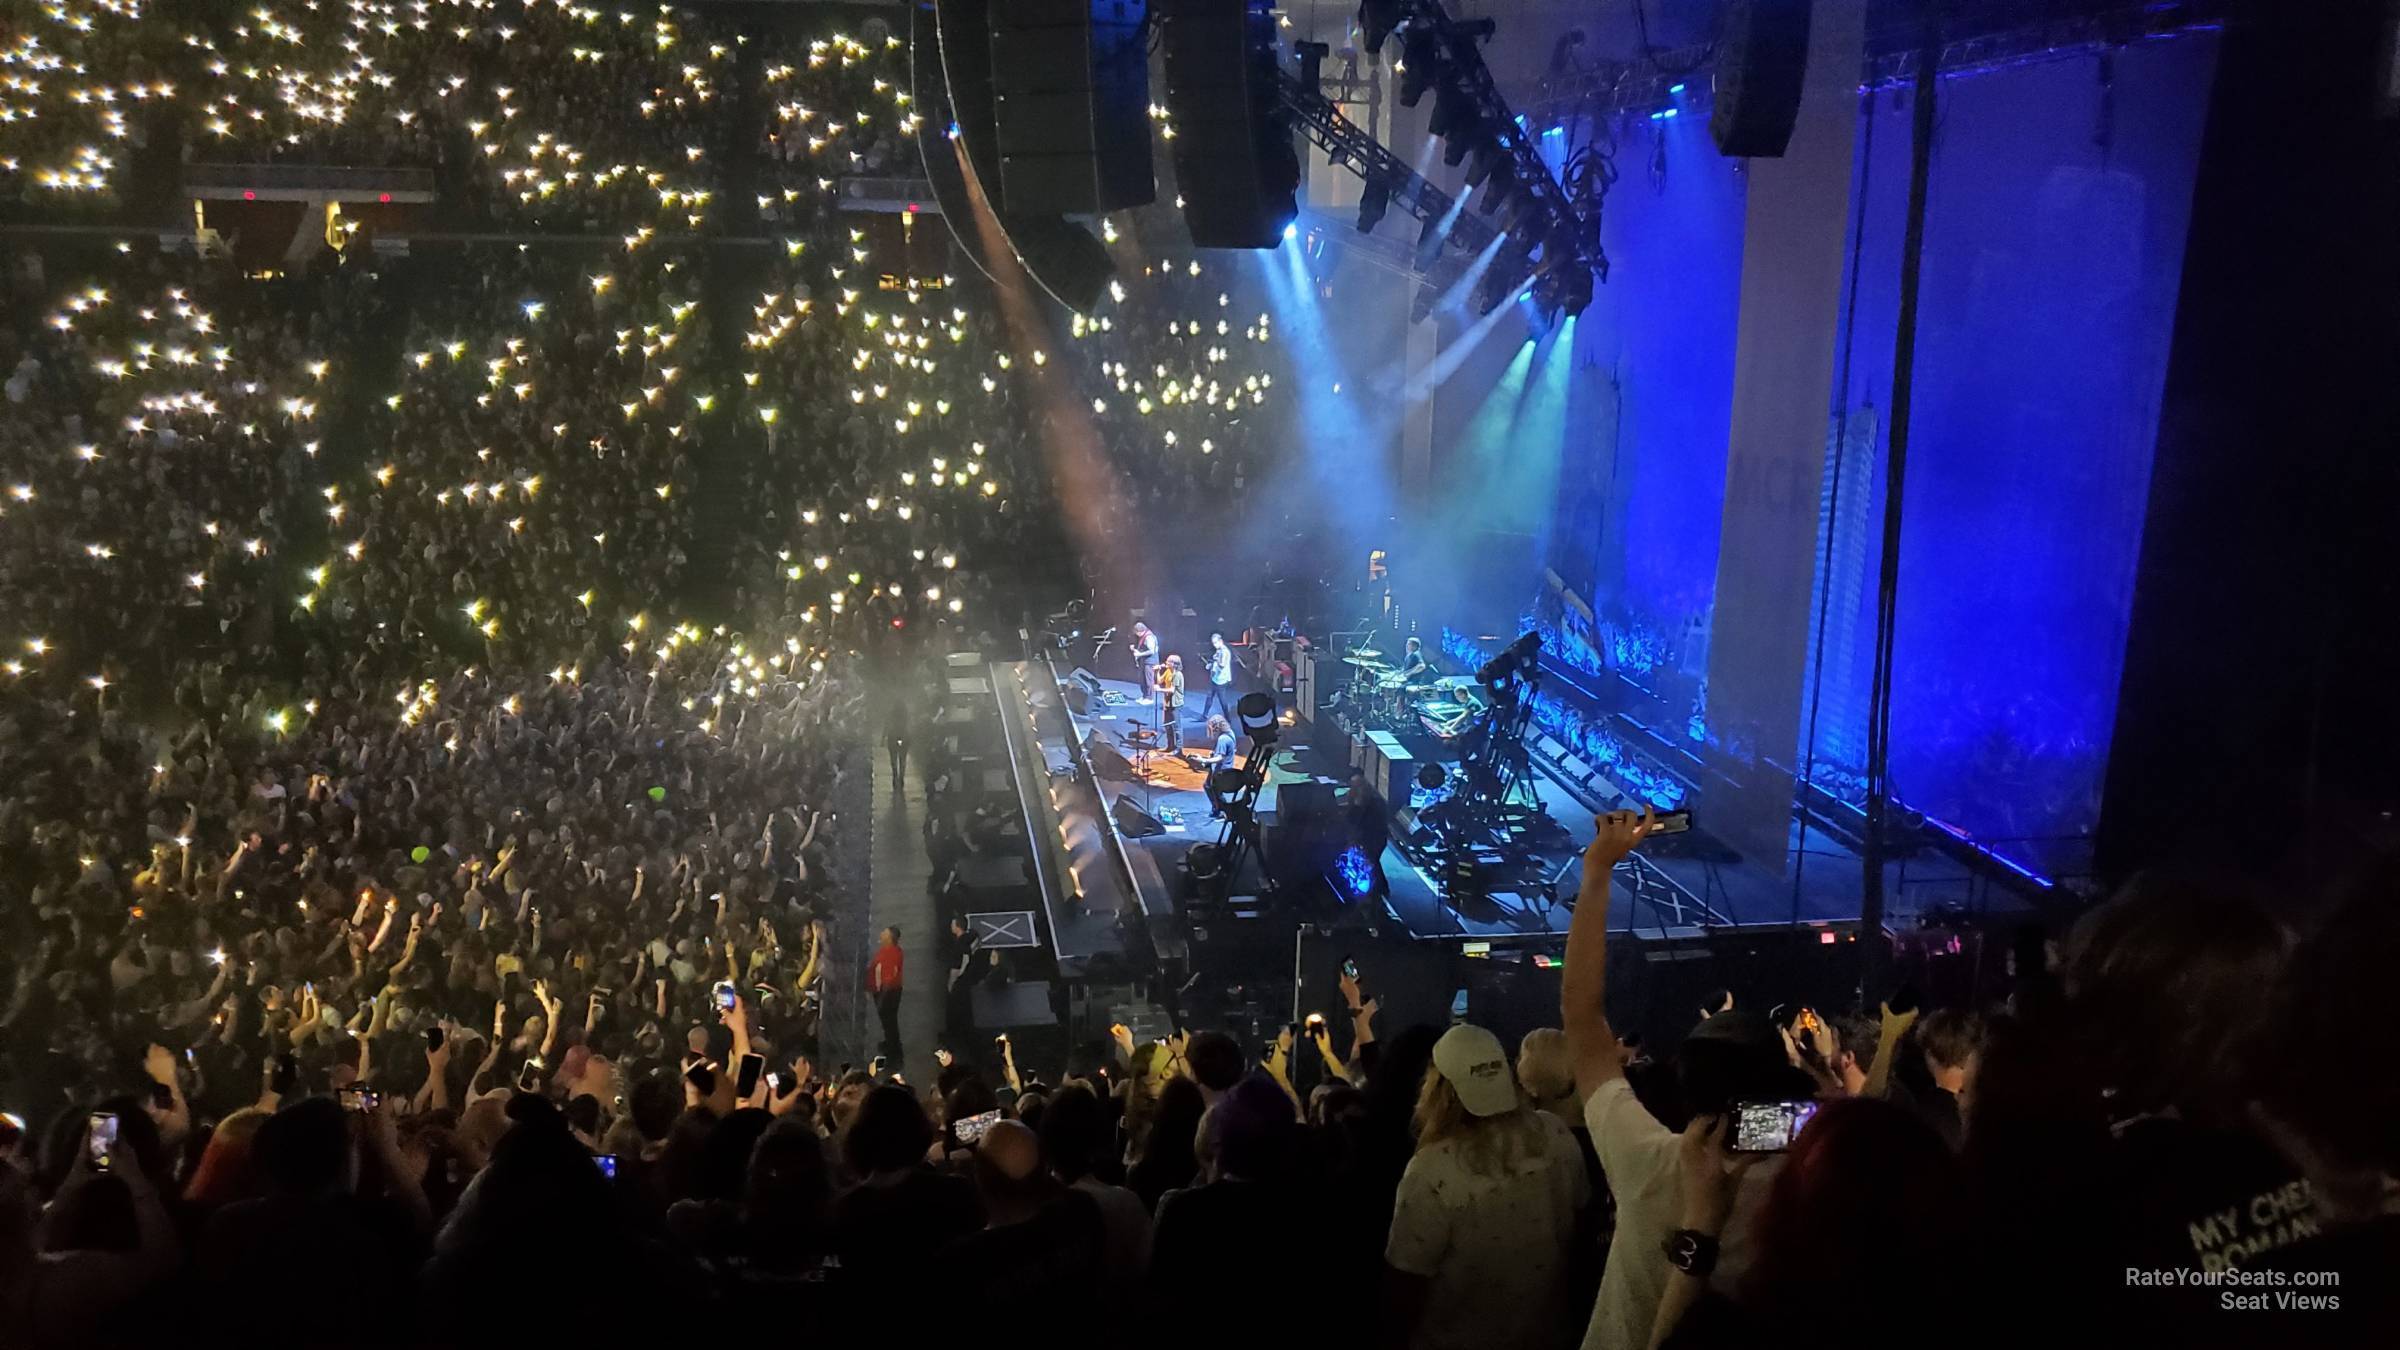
[1711,0,1814,158]
[989,0,1156,215]
[1110,793,1168,839]
[1161,0,1299,248]
[1083,727,1140,782]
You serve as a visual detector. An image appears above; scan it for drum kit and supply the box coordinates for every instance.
[1337,646,1456,730]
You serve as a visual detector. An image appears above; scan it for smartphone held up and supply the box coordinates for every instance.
[1729,1099,1820,1153]
[85,1111,118,1170]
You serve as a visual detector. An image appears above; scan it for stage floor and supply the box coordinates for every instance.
[1066,674,1564,943]
[1064,672,2028,950]
[1066,677,1211,922]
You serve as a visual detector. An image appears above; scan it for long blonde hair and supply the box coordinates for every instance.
[1517,1027,1578,1111]
[1120,1041,1171,1155]
[1412,1061,1544,1176]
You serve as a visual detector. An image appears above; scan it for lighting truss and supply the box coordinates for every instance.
[1523,0,2227,127]
[1277,70,1501,263]
[1361,0,1606,317]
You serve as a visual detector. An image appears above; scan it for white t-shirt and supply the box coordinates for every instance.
[1580,1078,1780,1350]
[1386,1110,1591,1350]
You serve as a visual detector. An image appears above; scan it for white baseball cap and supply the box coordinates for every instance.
[1432,1023,1520,1117]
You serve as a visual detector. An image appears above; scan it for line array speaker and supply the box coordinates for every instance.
[990,0,1156,214]
[1161,0,1298,247]
[1710,0,1814,158]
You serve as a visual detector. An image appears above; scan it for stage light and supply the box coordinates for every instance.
[1477,630,1544,686]
[1295,39,1328,97]
[1356,175,1392,233]
[1465,143,1503,188]
[1236,691,1280,742]
[1282,222,1298,242]
[1476,167,1518,216]
[1332,847,1375,901]
[1398,29,1439,105]
[1430,84,1475,146]
[1414,215,1449,272]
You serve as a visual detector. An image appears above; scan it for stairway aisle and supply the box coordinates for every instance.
[865,748,941,1086]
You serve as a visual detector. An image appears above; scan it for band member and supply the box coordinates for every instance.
[1202,714,1239,818]
[1201,632,1236,720]
[1399,635,1432,683]
[944,914,983,1033]
[1345,766,1393,899]
[1129,621,1160,704]
[1156,654,1186,751]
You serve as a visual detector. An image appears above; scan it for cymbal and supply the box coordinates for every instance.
[1346,647,1383,659]
[1343,655,1391,669]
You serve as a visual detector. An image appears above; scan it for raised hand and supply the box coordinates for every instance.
[1676,1113,1763,1234]
[1585,806,1657,870]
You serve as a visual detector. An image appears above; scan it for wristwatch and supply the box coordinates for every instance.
[1661,1229,1720,1278]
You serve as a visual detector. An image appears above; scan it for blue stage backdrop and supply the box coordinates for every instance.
[1547,103,1746,699]
[1545,34,2219,882]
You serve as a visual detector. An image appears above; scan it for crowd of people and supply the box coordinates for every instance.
[6,793,2394,1348]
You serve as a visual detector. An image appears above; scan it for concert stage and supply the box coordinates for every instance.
[949,638,2066,1063]
[1049,654,2031,957]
